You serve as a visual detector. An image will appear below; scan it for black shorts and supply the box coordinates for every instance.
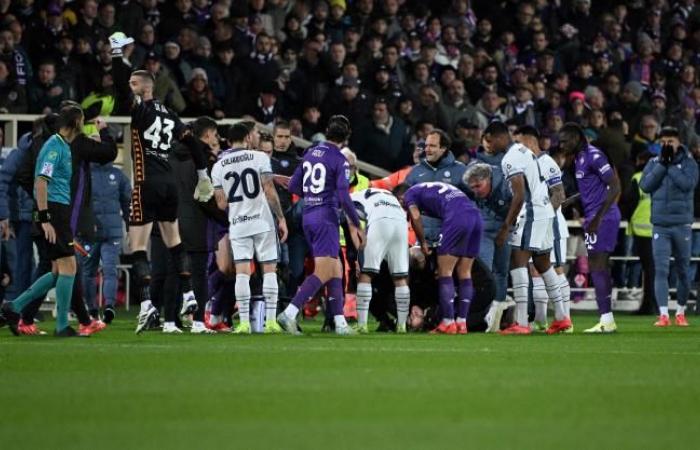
[130,176,179,225]
[45,202,75,260]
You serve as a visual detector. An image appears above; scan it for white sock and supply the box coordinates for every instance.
[164,321,175,327]
[334,314,348,328]
[262,272,279,322]
[677,305,686,316]
[356,282,372,327]
[441,318,455,325]
[235,274,251,324]
[532,276,548,323]
[511,267,529,327]
[183,289,195,300]
[210,314,221,326]
[192,320,204,328]
[660,306,669,317]
[284,304,299,319]
[140,300,152,312]
[601,312,614,323]
[541,267,566,321]
[559,273,571,317]
[395,285,410,329]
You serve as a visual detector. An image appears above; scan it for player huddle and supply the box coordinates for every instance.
[0,33,623,337]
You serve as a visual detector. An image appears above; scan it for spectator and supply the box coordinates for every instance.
[351,98,412,172]
[441,79,480,136]
[414,85,450,131]
[28,60,69,113]
[475,90,507,128]
[640,127,699,326]
[321,76,370,127]
[182,67,223,118]
[0,60,27,113]
[144,51,186,114]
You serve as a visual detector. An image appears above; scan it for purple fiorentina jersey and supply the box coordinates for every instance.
[575,145,620,220]
[403,182,477,221]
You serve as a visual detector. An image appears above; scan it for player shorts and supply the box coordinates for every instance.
[437,211,482,258]
[510,218,554,253]
[45,202,75,260]
[230,230,279,263]
[361,218,409,277]
[129,176,179,225]
[551,236,567,267]
[584,211,621,254]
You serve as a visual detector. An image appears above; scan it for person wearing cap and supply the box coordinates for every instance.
[503,82,537,127]
[620,80,652,135]
[351,97,412,172]
[183,67,224,119]
[143,51,186,114]
[640,126,699,327]
[367,63,403,106]
[321,75,370,126]
[243,80,283,125]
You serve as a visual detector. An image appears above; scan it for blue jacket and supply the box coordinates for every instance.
[639,146,699,226]
[0,133,34,222]
[90,163,131,240]
[467,164,512,235]
[405,151,468,243]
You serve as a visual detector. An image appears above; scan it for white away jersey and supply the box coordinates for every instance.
[212,149,275,238]
[537,153,569,238]
[351,188,406,225]
[501,142,555,221]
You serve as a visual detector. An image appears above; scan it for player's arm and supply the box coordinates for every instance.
[262,173,288,243]
[34,176,56,244]
[288,164,303,196]
[497,173,526,247]
[407,205,430,256]
[214,188,227,211]
[549,183,565,210]
[589,167,621,232]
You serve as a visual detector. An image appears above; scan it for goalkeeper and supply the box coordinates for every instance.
[109,32,215,333]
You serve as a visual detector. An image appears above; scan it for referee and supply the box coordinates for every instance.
[1,106,86,336]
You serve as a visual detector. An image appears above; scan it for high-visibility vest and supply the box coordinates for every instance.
[628,171,652,237]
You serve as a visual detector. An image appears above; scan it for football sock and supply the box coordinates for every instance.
[262,272,278,322]
[55,274,75,332]
[659,306,669,316]
[456,278,473,321]
[541,267,566,321]
[590,270,613,316]
[289,274,323,313]
[356,282,372,327]
[511,267,529,327]
[235,274,251,324]
[559,272,571,317]
[9,272,56,313]
[169,244,193,293]
[210,314,221,326]
[601,312,614,323]
[677,305,686,316]
[395,285,410,329]
[532,276,548,323]
[327,277,345,318]
[438,277,455,322]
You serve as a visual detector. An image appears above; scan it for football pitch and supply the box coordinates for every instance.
[1,315,699,450]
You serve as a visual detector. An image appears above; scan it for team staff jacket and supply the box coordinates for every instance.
[639,146,699,227]
[0,133,34,222]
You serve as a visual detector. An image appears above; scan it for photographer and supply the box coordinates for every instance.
[640,127,699,327]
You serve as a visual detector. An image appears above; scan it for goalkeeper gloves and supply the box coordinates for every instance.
[109,32,134,57]
[194,171,214,202]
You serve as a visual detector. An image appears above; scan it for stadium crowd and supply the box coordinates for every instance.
[1,0,700,336]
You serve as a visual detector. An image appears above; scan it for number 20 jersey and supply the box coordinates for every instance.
[131,98,184,182]
[211,149,275,238]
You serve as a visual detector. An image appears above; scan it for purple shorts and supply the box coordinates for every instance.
[303,211,340,258]
[585,209,621,253]
[438,210,483,258]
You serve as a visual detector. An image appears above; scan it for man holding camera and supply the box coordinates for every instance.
[640,126,699,327]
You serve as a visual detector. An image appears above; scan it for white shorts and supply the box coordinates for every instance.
[230,230,278,263]
[509,218,553,253]
[361,218,409,277]
[550,236,567,267]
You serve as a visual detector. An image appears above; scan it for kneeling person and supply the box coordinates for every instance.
[394,181,483,334]
[352,188,410,333]
[212,123,288,334]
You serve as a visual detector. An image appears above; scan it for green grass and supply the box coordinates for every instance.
[1,314,700,450]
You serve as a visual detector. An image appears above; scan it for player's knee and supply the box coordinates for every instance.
[133,250,151,285]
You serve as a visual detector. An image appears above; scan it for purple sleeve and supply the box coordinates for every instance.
[288,163,303,196]
[403,188,418,209]
[336,158,360,226]
[590,152,614,183]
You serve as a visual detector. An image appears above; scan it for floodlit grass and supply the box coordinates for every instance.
[1,314,699,450]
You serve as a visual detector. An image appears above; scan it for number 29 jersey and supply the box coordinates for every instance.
[211,149,275,238]
[131,98,185,182]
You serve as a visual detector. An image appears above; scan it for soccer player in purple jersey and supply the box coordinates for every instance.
[277,115,366,335]
[559,123,621,333]
[394,179,483,334]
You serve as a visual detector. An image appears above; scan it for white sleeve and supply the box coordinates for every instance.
[259,153,272,175]
[501,150,525,180]
[541,156,563,187]
[211,161,223,188]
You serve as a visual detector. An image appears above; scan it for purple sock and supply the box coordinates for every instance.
[208,269,224,302]
[291,274,324,309]
[590,270,612,314]
[438,277,455,320]
[327,277,345,317]
[212,276,235,316]
[457,279,473,320]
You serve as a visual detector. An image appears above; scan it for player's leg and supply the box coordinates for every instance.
[585,250,617,332]
[130,222,158,334]
[54,255,77,335]
[434,253,458,333]
[100,240,120,323]
[188,250,214,334]
[386,221,410,333]
[231,236,255,334]
[356,220,389,333]
[530,221,569,334]
[158,220,199,317]
[454,257,474,334]
[553,236,572,318]
[504,247,532,334]
[356,272,374,333]
[79,240,101,318]
[530,267,548,331]
[254,230,283,334]
[208,233,234,331]
[327,257,354,334]
[671,226,691,326]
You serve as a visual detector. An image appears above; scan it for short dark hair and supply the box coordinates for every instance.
[515,125,540,139]
[131,69,155,83]
[659,126,680,138]
[427,129,451,149]
[483,121,510,137]
[57,105,84,131]
[192,116,218,138]
[273,119,291,132]
[227,121,255,143]
[326,115,351,142]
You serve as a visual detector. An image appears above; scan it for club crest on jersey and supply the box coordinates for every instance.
[443,171,451,178]
[281,160,289,168]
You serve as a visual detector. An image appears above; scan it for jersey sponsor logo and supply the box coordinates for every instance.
[40,162,54,177]
[231,213,262,225]
[575,171,584,179]
[373,200,402,209]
